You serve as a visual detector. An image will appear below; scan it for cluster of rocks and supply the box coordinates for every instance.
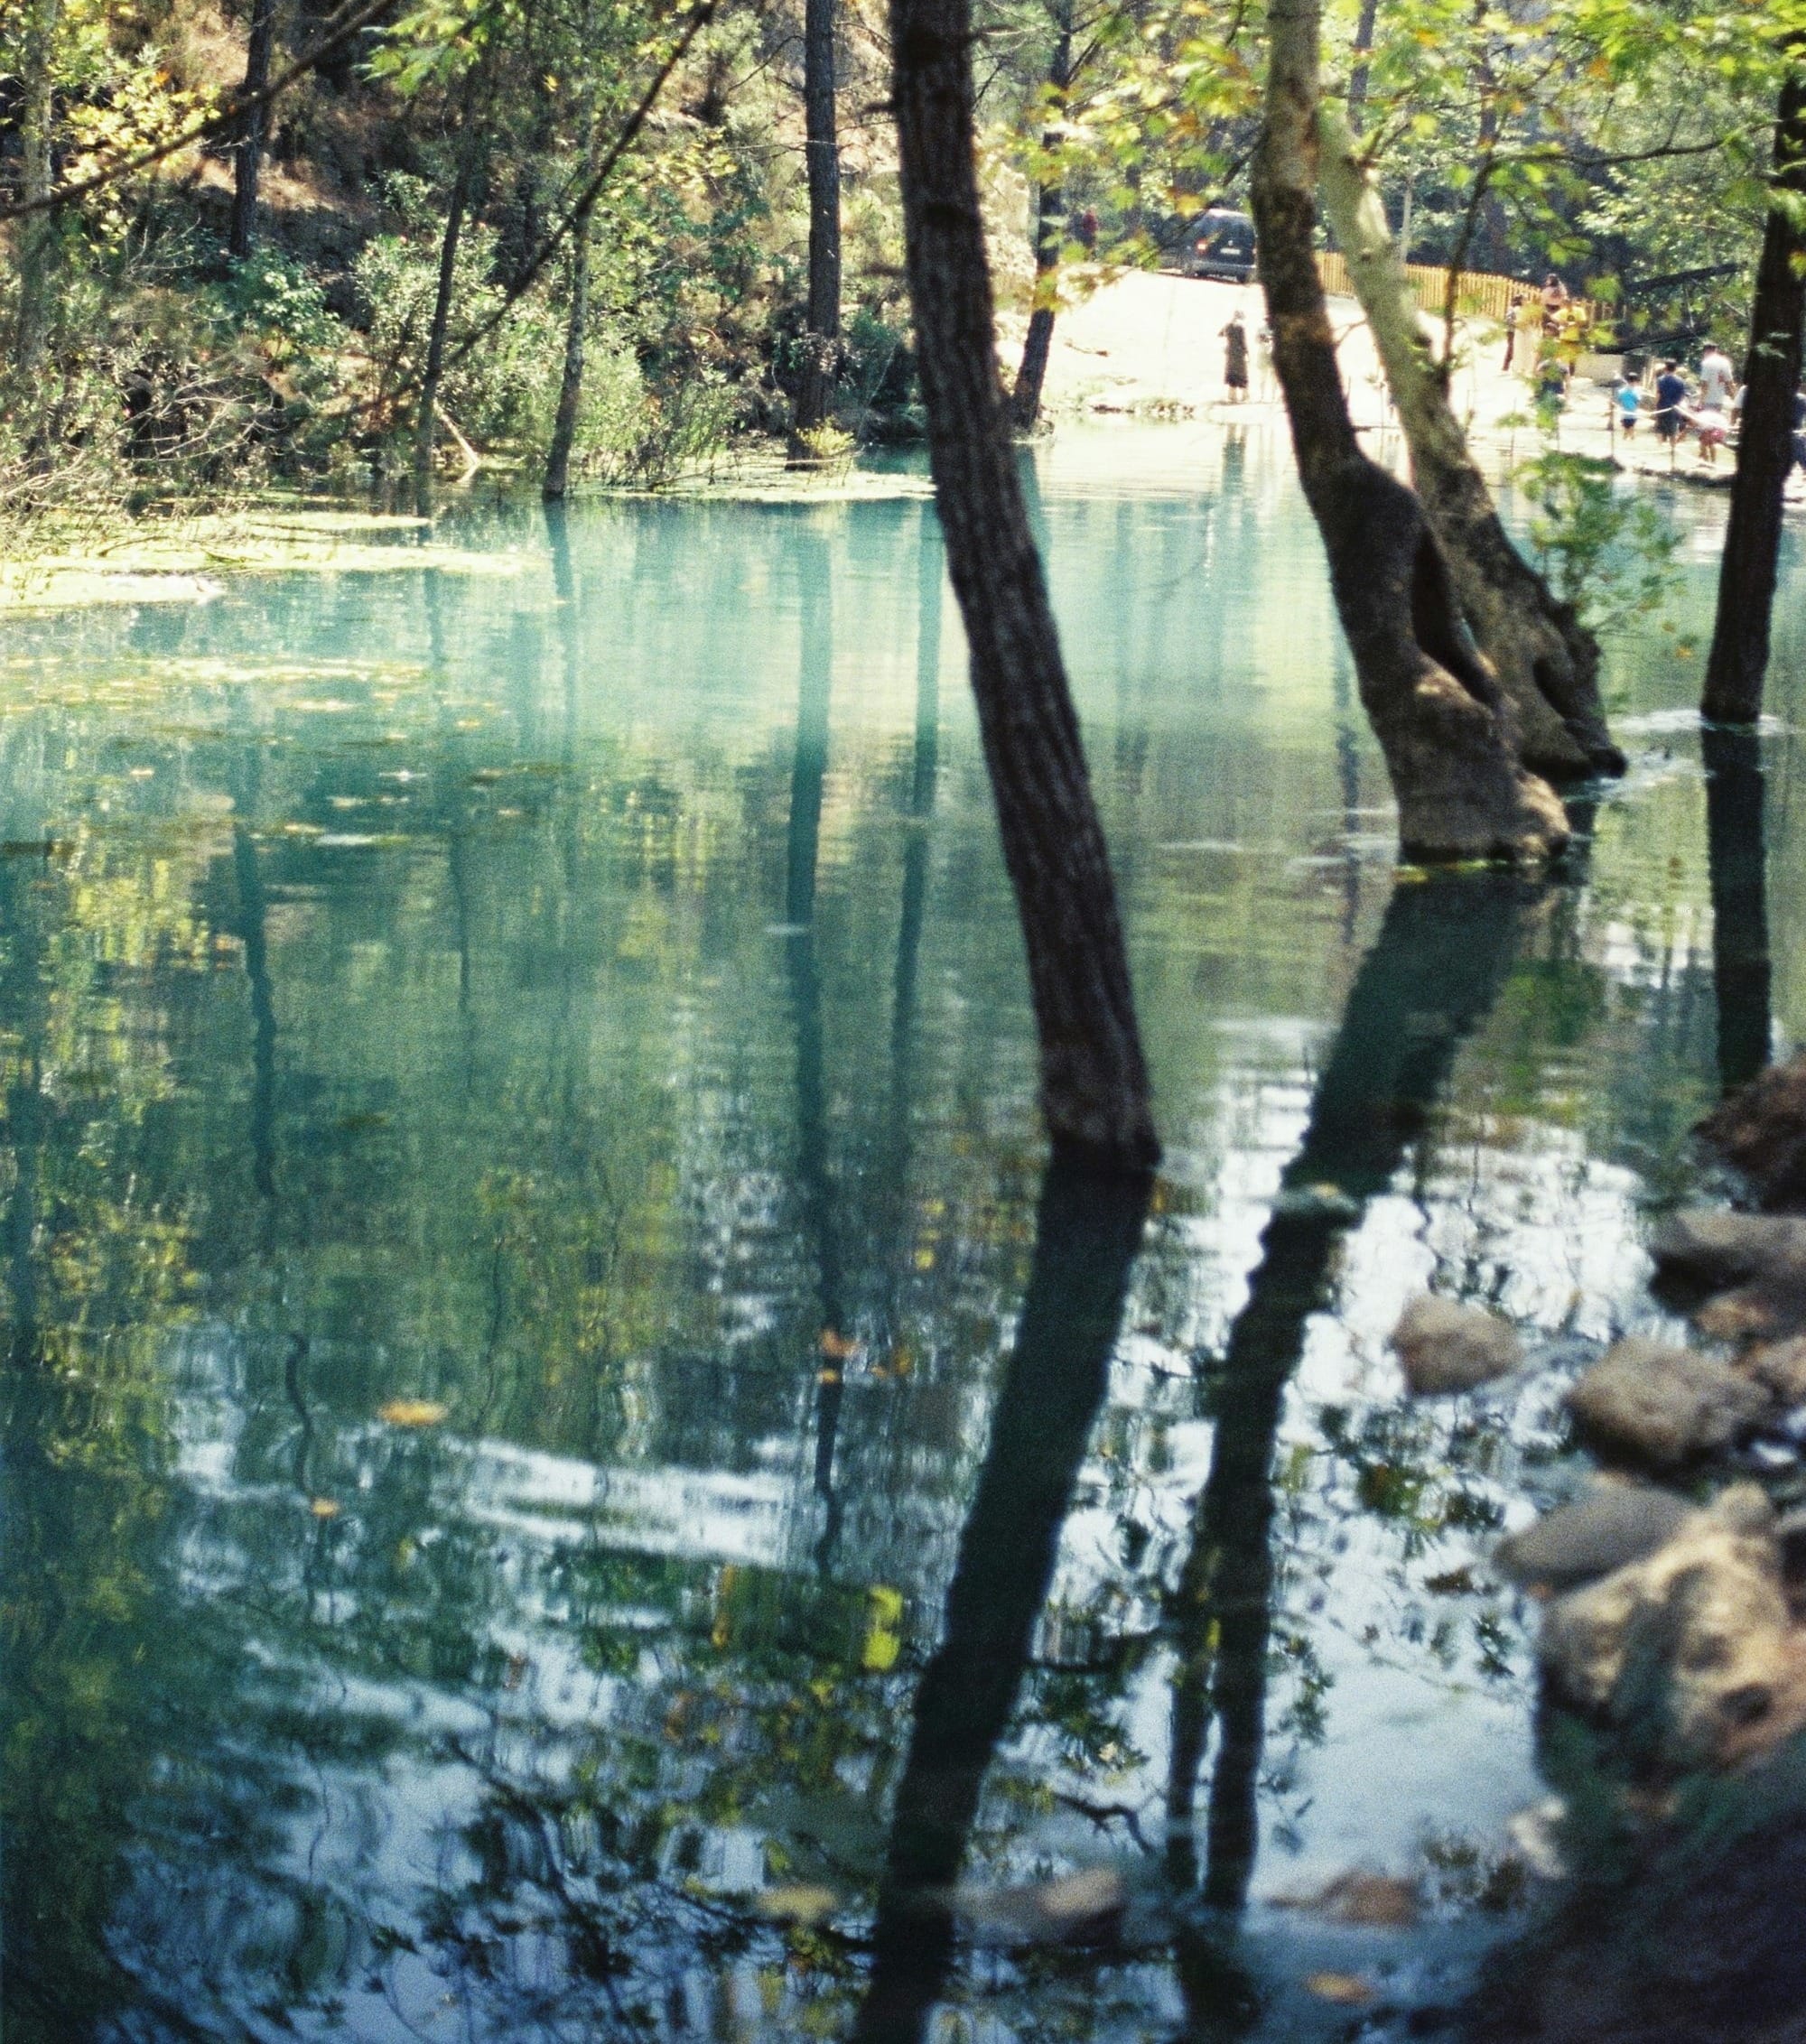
[1390,1116,1806,1774]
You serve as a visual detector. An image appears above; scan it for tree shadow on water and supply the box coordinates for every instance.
[852,1154,1153,2044]
[1165,867,1536,2034]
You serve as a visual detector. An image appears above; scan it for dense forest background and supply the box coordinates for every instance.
[0,0,1791,512]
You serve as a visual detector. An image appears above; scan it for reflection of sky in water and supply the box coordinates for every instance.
[2,430,1803,2040]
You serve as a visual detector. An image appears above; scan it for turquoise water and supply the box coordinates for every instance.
[1,424,1800,2040]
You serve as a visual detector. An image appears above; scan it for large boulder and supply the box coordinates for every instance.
[1496,1482,1691,1593]
[1391,1295,1520,1396]
[1538,1487,1806,1769]
[1698,1055,1806,1212]
[1566,1338,1770,1469]
[1649,1210,1806,1294]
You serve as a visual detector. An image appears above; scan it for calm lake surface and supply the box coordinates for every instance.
[4,424,1803,2041]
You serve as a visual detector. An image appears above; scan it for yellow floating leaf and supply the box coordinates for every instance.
[862,1584,905,1672]
[377,1398,449,1427]
[1306,1972,1376,2006]
[309,1497,340,1519]
[819,1328,859,1360]
[753,1884,839,1926]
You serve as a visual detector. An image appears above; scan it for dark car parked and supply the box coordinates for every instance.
[1180,209,1257,283]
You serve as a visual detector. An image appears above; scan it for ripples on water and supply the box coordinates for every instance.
[1,425,1801,2041]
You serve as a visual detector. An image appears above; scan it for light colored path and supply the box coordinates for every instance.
[1030,268,1695,481]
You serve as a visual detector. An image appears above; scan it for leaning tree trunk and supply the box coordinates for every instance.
[543,228,591,500]
[1703,68,1806,725]
[1317,104,1624,779]
[14,0,61,378]
[791,0,842,444]
[414,136,478,499]
[1009,5,1073,432]
[228,0,279,261]
[1252,0,1567,861]
[1345,0,1377,130]
[889,0,1159,1166]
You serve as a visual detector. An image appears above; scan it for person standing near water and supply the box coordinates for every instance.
[1221,310,1249,403]
[1503,292,1526,371]
[1699,340,1736,413]
[1653,359,1689,446]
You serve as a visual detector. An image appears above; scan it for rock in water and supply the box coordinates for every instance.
[1566,1339,1770,1468]
[1649,1210,1806,1293]
[1537,1487,1806,1769]
[1745,1335,1806,1404]
[1495,1482,1691,1593]
[1392,1296,1520,1396]
[1698,1055,1806,1211]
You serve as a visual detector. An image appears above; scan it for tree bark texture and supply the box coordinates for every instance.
[229,0,279,262]
[1317,104,1623,780]
[888,0,1160,1166]
[792,0,842,440]
[1009,8,1073,432]
[1345,0,1377,132]
[1704,724,1773,1092]
[1252,0,1567,862]
[414,137,478,497]
[1703,69,1806,725]
[14,0,61,378]
[543,225,591,499]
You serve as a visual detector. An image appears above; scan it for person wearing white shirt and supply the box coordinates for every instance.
[1699,342,1736,412]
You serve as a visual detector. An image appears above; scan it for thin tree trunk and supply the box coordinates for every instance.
[14,0,61,377]
[1345,0,1377,131]
[1703,69,1806,724]
[414,134,478,499]
[1252,0,1567,861]
[888,0,1159,1166]
[543,228,591,499]
[791,0,842,441]
[229,0,279,262]
[1010,7,1073,432]
[1317,104,1624,779]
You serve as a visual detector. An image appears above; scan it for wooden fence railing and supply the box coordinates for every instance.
[1316,249,1602,331]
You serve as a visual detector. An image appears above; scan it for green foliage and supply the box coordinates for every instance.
[1515,448,1680,636]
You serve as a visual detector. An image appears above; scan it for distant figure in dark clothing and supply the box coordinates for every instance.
[1221,311,1249,402]
[1071,207,1098,252]
[1653,360,1688,443]
[1503,292,1526,371]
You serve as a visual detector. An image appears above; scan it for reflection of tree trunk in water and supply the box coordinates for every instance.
[1250,0,1568,860]
[852,1157,1151,2044]
[1331,640,1363,945]
[424,570,479,1084]
[784,533,849,1547]
[231,748,278,1216]
[1164,870,1530,1970]
[892,510,942,1110]
[1703,725,1773,1093]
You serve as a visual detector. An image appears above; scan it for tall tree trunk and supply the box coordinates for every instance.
[1345,0,1377,131]
[1317,105,1624,779]
[414,134,478,500]
[1251,0,1568,862]
[228,0,279,262]
[1009,6,1073,432]
[887,0,1159,1166]
[14,0,61,378]
[1703,69,1806,724]
[791,0,842,442]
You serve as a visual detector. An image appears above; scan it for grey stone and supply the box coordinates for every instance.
[1495,1482,1691,1593]
[1391,1295,1520,1397]
[1566,1338,1771,1469]
[1650,1210,1806,1292]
